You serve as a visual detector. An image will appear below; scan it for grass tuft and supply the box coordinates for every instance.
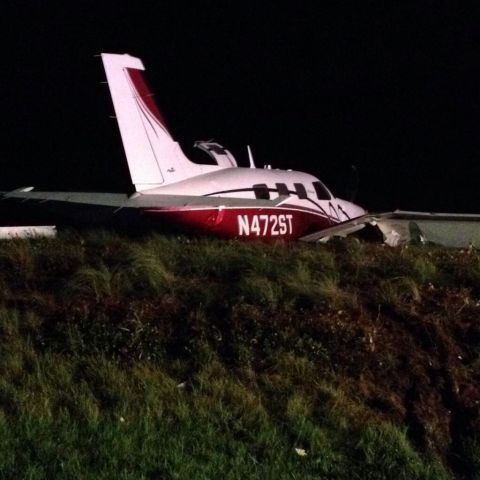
[123,245,173,295]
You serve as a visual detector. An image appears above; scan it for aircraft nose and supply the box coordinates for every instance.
[339,200,367,219]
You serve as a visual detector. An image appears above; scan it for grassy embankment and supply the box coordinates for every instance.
[0,231,479,479]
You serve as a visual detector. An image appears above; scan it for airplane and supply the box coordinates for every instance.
[0,53,367,241]
[2,54,480,246]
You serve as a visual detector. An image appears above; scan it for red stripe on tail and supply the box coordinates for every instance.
[126,68,170,133]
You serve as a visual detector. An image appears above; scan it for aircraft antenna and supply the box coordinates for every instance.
[247,145,256,168]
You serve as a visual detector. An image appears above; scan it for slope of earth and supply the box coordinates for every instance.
[0,231,478,479]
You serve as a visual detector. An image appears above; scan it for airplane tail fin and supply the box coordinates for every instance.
[101,53,205,191]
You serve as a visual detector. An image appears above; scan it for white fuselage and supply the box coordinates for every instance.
[143,167,365,222]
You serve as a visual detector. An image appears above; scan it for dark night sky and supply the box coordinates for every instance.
[1,2,480,212]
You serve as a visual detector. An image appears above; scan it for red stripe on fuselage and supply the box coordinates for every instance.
[142,206,335,240]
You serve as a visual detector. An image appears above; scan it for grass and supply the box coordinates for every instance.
[0,353,449,480]
[0,231,479,478]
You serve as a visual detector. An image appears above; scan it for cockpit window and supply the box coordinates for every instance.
[276,183,289,196]
[253,184,270,200]
[313,181,331,200]
[294,183,308,199]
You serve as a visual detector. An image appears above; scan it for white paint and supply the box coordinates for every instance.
[237,214,293,236]
[0,226,56,239]
[238,215,250,235]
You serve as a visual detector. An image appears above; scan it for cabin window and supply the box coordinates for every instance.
[294,183,308,199]
[253,184,270,200]
[276,183,289,196]
[313,181,331,200]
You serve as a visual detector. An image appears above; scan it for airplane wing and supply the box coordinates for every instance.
[300,210,480,247]
[299,214,372,243]
[1,189,290,209]
[6,187,480,247]
[0,187,290,213]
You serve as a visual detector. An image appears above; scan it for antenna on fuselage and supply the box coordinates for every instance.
[247,145,256,168]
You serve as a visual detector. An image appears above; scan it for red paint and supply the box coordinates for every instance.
[126,68,170,132]
[142,206,334,240]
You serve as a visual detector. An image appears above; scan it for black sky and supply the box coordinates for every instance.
[1,2,480,212]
